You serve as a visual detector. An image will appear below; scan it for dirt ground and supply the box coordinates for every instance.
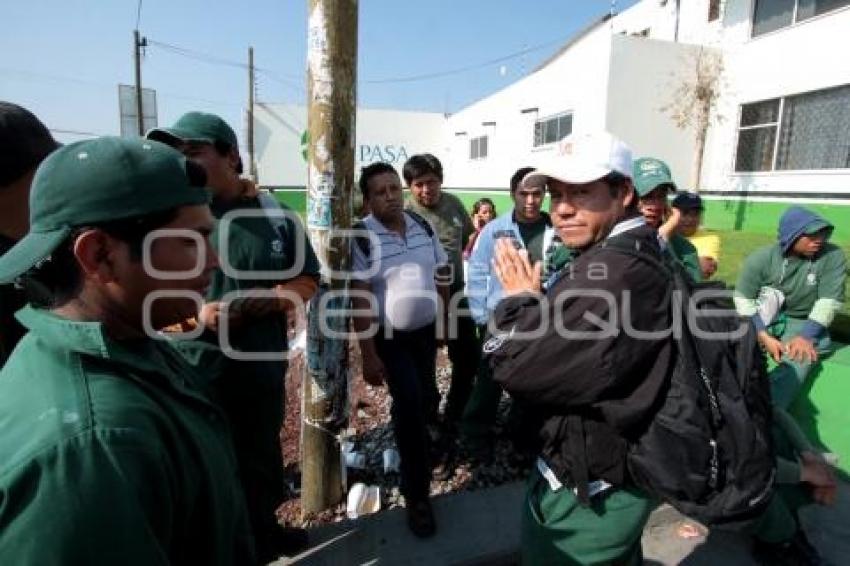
[276,338,532,527]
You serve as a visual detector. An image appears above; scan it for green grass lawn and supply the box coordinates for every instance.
[712,230,850,344]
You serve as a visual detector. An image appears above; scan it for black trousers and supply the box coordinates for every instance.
[375,323,438,501]
[444,296,482,425]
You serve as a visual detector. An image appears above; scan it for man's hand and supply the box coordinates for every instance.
[758,330,784,363]
[493,238,542,296]
[362,350,388,386]
[658,206,682,242]
[699,256,718,279]
[800,451,837,506]
[198,301,243,333]
[785,336,819,364]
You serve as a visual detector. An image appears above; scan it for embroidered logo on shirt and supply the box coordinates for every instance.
[806,273,817,286]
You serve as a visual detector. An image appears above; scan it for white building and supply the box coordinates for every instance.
[443,0,850,203]
[253,103,446,188]
[254,0,850,206]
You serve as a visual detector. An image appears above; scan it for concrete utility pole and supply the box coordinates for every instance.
[133,29,146,136]
[247,46,258,182]
[301,0,358,517]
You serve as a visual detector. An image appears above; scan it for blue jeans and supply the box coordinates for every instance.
[375,323,438,501]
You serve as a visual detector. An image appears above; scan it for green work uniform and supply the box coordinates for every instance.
[406,192,474,291]
[517,216,549,266]
[0,306,254,564]
[206,194,320,562]
[735,243,846,408]
[406,192,480,425]
[523,471,653,566]
[666,233,702,282]
[750,406,820,544]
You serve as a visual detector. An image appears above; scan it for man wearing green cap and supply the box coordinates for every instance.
[0,137,255,563]
[149,112,320,561]
[632,157,702,282]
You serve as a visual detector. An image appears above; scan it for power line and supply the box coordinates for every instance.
[362,37,565,84]
[0,67,243,108]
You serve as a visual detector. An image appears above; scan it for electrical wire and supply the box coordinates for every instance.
[362,36,565,84]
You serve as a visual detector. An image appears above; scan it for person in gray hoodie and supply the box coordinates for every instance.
[734,206,846,409]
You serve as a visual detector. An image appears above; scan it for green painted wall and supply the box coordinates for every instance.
[703,200,850,245]
[271,187,849,246]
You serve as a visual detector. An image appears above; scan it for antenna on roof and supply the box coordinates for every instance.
[610,0,617,30]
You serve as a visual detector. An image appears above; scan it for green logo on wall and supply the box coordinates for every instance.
[301,130,309,162]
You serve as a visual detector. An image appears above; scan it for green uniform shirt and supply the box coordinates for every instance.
[666,233,703,282]
[517,215,549,266]
[0,307,254,564]
[208,195,320,377]
[406,192,474,291]
[735,243,846,320]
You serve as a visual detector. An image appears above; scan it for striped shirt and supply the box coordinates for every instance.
[352,212,448,331]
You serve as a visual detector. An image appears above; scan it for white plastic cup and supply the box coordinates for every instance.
[346,483,381,519]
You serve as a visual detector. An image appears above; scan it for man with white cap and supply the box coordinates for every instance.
[485,132,675,564]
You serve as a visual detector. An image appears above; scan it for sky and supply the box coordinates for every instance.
[0,0,639,148]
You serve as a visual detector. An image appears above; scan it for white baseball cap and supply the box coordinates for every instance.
[524,131,633,187]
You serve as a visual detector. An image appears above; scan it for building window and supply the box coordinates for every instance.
[708,0,721,21]
[752,0,850,36]
[533,112,573,147]
[470,135,488,160]
[735,84,850,172]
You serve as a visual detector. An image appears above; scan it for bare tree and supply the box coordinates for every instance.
[663,48,725,191]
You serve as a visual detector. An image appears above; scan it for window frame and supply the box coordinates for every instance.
[733,84,850,174]
[469,135,489,160]
[750,0,850,38]
[532,111,574,148]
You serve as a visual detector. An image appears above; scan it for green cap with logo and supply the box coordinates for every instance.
[633,157,677,197]
[147,111,238,148]
[0,137,210,284]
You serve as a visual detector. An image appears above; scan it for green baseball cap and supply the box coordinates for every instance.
[0,137,210,284]
[633,157,677,197]
[147,111,238,148]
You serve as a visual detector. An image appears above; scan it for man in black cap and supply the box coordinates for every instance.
[0,102,58,365]
[670,192,721,279]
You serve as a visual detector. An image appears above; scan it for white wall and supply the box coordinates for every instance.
[700,2,850,195]
[605,35,707,188]
[612,0,678,40]
[253,103,447,186]
[443,20,614,189]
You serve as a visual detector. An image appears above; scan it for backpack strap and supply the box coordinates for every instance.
[600,234,670,275]
[351,211,435,263]
[404,209,435,238]
[567,415,591,505]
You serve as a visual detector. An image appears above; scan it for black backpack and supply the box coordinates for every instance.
[352,209,435,259]
[606,239,775,529]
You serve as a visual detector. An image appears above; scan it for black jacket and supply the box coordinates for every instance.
[488,224,675,490]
